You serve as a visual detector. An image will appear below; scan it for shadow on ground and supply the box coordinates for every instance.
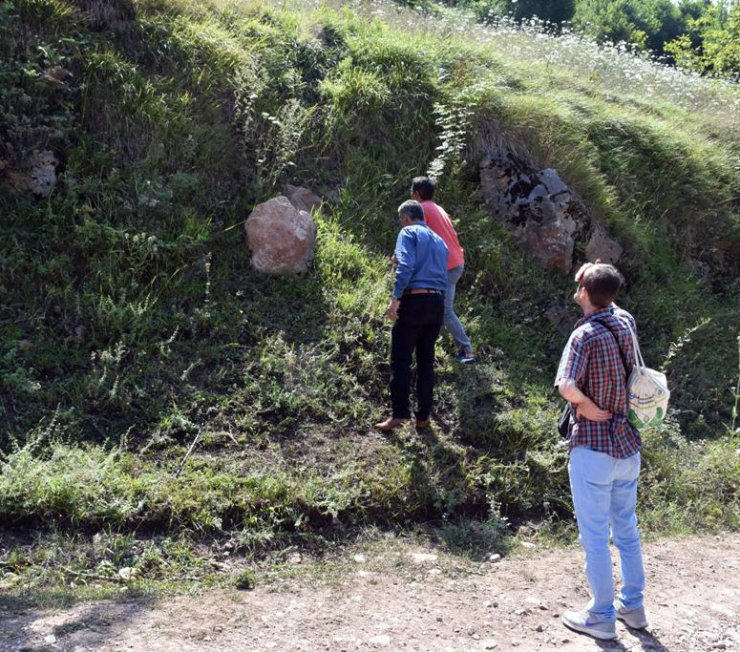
[0,592,156,652]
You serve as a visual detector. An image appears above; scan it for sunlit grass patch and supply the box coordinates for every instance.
[0,0,738,597]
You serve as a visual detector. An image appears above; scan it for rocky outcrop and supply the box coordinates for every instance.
[478,149,621,274]
[245,196,317,274]
[284,185,322,215]
[4,150,59,198]
[545,304,576,337]
[586,223,623,265]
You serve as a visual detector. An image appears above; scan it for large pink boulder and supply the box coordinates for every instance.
[245,196,317,274]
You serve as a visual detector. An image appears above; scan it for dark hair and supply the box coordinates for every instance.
[398,199,424,222]
[411,176,435,201]
[582,264,624,308]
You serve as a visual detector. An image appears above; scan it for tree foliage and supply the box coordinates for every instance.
[665,1,740,80]
[405,0,740,79]
[572,0,684,54]
[491,0,576,24]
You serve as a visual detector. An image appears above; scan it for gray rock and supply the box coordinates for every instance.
[284,184,322,215]
[479,164,512,219]
[527,184,548,203]
[585,223,623,264]
[7,150,59,197]
[29,150,58,197]
[369,634,391,647]
[540,168,568,197]
[519,212,575,274]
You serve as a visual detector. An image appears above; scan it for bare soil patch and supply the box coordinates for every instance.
[1,534,738,651]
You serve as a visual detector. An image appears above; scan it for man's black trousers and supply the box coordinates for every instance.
[390,294,444,420]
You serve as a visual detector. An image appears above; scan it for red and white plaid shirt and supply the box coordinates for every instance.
[555,304,641,459]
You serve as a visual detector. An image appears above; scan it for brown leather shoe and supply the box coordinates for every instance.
[374,417,407,431]
[415,419,431,429]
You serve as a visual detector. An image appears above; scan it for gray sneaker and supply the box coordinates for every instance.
[616,603,648,629]
[561,609,617,640]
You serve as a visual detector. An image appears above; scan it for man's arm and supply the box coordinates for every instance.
[558,378,612,422]
[555,329,612,423]
[386,230,416,321]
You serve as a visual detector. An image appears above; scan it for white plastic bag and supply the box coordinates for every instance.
[621,319,670,430]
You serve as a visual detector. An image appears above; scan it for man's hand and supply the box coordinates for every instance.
[386,298,400,322]
[574,398,612,422]
[558,378,611,422]
[574,258,602,284]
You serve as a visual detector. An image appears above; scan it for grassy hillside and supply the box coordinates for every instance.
[0,0,738,596]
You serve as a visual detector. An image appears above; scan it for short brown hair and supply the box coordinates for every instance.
[581,264,624,308]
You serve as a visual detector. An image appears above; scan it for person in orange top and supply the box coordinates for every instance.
[410,176,474,362]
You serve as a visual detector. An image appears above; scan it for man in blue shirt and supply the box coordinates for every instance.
[375,200,448,431]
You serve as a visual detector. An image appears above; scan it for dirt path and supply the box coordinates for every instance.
[1,534,739,652]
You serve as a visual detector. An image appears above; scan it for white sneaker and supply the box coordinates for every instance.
[616,603,648,629]
[454,349,475,363]
[561,609,617,640]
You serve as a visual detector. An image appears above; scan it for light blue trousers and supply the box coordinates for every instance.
[568,447,646,622]
[445,264,472,352]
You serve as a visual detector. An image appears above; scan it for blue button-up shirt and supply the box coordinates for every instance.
[392,223,448,299]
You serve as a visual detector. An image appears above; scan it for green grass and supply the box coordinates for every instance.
[0,0,738,592]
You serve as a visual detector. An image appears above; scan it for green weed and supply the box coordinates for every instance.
[0,0,738,592]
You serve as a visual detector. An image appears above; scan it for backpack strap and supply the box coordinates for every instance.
[613,313,646,371]
[592,317,630,376]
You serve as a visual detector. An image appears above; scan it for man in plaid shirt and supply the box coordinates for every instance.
[555,262,648,641]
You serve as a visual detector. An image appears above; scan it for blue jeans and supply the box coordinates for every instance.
[568,447,645,622]
[445,265,472,352]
